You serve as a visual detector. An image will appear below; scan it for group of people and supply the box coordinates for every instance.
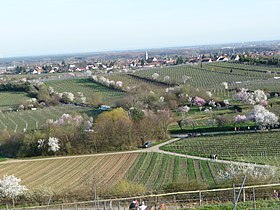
[129,199,147,210]
[210,154,218,160]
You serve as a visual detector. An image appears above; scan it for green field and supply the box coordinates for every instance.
[161,132,280,165]
[0,91,31,111]
[45,78,127,105]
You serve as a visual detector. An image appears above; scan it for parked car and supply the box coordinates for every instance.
[141,142,152,148]
[99,105,111,111]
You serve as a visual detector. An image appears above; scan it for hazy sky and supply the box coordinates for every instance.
[1,0,280,57]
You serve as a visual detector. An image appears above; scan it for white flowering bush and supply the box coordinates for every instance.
[77,92,86,104]
[37,139,45,148]
[159,96,165,103]
[179,105,190,113]
[206,91,212,98]
[151,73,159,80]
[163,75,170,82]
[221,82,228,89]
[61,92,74,103]
[116,81,123,88]
[48,137,60,152]
[0,174,27,205]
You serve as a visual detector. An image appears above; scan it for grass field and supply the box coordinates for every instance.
[45,78,127,105]
[161,132,280,165]
[0,91,31,111]
[0,153,139,193]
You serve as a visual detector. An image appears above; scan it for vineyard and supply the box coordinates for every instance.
[0,92,30,111]
[105,73,167,93]
[161,132,280,165]
[45,78,127,105]
[0,153,139,193]
[131,65,267,89]
[0,151,231,194]
[0,105,96,132]
[125,152,229,192]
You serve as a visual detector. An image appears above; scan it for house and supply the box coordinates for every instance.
[216,56,229,62]
[201,58,212,63]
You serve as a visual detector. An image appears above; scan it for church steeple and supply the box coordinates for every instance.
[145,51,149,61]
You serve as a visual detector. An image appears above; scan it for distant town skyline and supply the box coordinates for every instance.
[1,0,280,57]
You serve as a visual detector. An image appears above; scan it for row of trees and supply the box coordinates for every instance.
[0,107,173,158]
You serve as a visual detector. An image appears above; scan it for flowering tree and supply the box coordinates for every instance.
[234,88,255,104]
[163,75,170,82]
[254,89,267,103]
[159,96,165,103]
[61,92,74,103]
[221,82,228,89]
[116,81,123,88]
[179,105,190,113]
[248,105,279,128]
[0,175,28,206]
[48,137,60,152]
[151,73,159,80]
[235,88,268,106]
[234,115,247,123]
[193,96,206,107]
[77,92,86,104]
[206,91,212,98]
[208,100,216,107]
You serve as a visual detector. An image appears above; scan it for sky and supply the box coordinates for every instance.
[0,0,280,57]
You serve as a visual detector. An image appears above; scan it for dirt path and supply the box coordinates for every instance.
[0,138,274,168]
[146,138,273,168]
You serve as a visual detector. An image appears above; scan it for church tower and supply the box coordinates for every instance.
[145,51,149,61]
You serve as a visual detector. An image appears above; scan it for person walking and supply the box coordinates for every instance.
[139,201,147,210]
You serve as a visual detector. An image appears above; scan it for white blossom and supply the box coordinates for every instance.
[61,92,74,103]
[254,89,267,103]
[159,96,165,103]
[179,105,190,113]
[248,105,279,128]
[37,139,45,148]
[206,91,213,98]
[116,81,123,88]
[0,175,27,199]
[48,137,60,152]
[151,73,159,80]
[221,82,228,89]
[163,75,170,82]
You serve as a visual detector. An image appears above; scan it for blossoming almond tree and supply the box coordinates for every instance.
[248,105,279,128]
[0,175,27,207]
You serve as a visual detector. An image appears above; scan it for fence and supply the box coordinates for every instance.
[10,183,280,210]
